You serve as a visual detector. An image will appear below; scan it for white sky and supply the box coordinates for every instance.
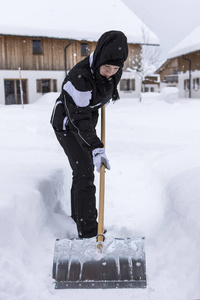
[123,0,200,63]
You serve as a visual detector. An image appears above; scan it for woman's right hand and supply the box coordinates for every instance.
[92,148,111,173]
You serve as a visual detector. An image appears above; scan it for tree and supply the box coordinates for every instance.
[131,26,161,101]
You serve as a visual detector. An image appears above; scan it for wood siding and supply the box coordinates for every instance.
[125,44,141,70]
[178,50,200,73]
[143,76,159,85]
[156,50,200,82]
[156,58,178,82]
[0,35,140,71]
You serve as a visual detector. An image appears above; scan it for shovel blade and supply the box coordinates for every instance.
[52,237,146,289]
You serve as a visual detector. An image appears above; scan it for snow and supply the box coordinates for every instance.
[0,0,159,45]
[54,237,145,267]
[1,92,200,299]
[160,87,179,102]
[167,26,200,59]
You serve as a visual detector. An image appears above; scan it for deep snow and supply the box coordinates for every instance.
[0,92,200,299]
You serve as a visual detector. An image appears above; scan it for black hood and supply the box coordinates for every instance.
[91,30,128,72]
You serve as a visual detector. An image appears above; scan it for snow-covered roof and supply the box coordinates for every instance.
[0,0,159,45]
[167,26,200,59]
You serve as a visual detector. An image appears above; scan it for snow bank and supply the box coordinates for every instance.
[160,87,179,102]
[0,92,200,299]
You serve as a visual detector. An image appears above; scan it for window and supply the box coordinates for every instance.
[120,79,135,91]
[4,79,28,105]
[164,75,178,83]
[131,79,135,91]
[37,79,57,93]
[81,43,89,56]
[193,78,199,90]
[53,80,57,92]
[120,79,130,91]
[150,87,154,92]
[32,40,43,54]
[184,79,190,90]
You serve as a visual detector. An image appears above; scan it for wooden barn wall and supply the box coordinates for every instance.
[124,44,141,70]
[0,35,96,71]
[156,58,178,81]
[178,51,200,73]
[0,35,140,71]
[143,76,159,85]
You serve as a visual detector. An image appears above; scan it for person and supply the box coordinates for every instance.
[51,30,128,238]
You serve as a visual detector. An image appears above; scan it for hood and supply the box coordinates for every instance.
[91,30,128,72]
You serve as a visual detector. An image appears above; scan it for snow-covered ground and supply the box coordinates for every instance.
[0,92,200,300]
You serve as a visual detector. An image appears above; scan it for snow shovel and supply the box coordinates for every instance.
[52,106,147,289]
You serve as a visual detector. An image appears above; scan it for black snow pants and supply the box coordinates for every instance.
[54,129,98,238]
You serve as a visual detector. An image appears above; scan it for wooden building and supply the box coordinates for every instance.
[0,35,143,104]
[142,74,160,93]
[155,26,200,98]
[0,0,159,105]
[0,35,142,72]
[155,59,178,87]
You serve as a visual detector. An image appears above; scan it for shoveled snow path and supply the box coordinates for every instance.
[0,93,200,299]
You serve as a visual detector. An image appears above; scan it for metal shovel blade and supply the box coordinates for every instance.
[52,237,146,289]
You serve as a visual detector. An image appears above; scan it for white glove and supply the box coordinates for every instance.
[92,148,111,173]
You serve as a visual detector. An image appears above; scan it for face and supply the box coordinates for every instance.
[99,64,120,79]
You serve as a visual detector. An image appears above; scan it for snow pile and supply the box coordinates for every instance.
[160,87,179,102]
[0,92,200,299]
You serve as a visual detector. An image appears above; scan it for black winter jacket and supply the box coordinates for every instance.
[51,31,128,152]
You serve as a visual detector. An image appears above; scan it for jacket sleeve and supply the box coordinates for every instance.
[62,76,104,152]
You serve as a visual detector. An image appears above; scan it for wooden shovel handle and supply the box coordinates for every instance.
[97,106,106,249]
[101,105,106,145]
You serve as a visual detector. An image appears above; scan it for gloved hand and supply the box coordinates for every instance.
[92,148,111,173]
